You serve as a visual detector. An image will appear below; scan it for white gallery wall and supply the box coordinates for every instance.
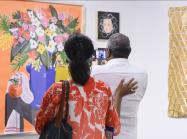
[1,1,187,139]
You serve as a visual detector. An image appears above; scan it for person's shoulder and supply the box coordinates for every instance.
[129,64,148,75]
[94,78,110,93]
[92,64,108,75]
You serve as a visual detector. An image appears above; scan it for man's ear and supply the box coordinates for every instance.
[106,48,111,61]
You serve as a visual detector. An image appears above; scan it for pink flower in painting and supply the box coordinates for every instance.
[18,28,24,36]
[54,35,63,44]
[58,13,64,20]
[62,33,69,41]
[38,35,45,42]
[18,37,25,43]
[22,24,29,31]
[41,18,49,28]
[29,25,36,32]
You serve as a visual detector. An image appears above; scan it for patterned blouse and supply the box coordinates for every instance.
[35,77,120,139]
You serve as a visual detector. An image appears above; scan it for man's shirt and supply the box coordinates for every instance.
[92,58,148,139]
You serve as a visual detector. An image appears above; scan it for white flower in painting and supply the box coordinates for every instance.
[49,32,57,40]
[36,11,43,20]
[36,27,44,37]
[47,40,56,53]
[27,10,34,19]
[30,32,36,38]
[32,18,41,27]
[9,28,18,33]
[30,39,38,49]
[49,23,57,32]
[57,44,64,52]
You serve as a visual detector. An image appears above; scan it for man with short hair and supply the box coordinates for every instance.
[92,33,148,139]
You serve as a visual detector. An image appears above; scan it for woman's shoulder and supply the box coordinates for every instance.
[93,78,111,95]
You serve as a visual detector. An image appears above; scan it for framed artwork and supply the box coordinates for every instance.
[0,0,84,134]
[168,6,187,118]
[98,11,120,39]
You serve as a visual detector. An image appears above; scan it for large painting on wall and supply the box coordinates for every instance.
[168,7,187,118]
[0,0,84,134]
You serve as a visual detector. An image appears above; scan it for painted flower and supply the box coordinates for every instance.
[49,23,57,32]
[18,28,24,36]
[51,17,57,24]
[23,32,30,40]
[30,39,38,49]
[38,35,45,42]
[32,18,41,27]
[54,35,63,44]
[30,32,36,38]
[37,43,46,54]
[45,28,53,36]
[9,28,18,37]
[41,18,49,28]
[27,10,34,19]
[20,12,30,23]
[31,59,42,72]
[22,24,29,31]
[58,13,64,20]
[49,32,57,40]
[57,44,64,52]
[29,25,36,32]
[28,50,37,60]
[36,10,44,20]
[47,40,56,53]
[18,37,25,43]
[62,33,69,41]
[36,27,44,37]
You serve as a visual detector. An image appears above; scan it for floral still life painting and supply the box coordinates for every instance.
[0,0,83,134]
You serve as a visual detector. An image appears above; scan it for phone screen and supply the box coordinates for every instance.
[96,48,106,60]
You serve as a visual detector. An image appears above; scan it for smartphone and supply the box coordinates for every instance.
[96,48,107,60]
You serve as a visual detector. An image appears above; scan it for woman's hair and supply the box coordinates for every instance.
[64,33,94,86]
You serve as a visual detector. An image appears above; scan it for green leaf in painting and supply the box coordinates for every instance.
[0,15,10,32]
[67,18,79,29]
[12,11,21,19]
[49,5,58,18]
[60,51,68,64]
[40,51,51,69]
[56,20,66,32]
[10,40,28,62]
[11,53,28,71]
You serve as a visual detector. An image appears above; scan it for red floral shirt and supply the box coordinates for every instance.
[35,77,120,139]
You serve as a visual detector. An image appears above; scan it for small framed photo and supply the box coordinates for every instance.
[98,11,120,39]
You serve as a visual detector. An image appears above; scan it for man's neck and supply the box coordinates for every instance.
[108,56,128,61]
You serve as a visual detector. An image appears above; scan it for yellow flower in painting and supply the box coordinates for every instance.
[31,59,42,72]
[45,28,53,36]
[0,33,14,51]
[37,43,46,54]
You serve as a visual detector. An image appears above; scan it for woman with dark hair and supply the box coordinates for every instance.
[35,33,136,139]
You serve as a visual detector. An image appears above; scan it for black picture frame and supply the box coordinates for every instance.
[98,11,120,39]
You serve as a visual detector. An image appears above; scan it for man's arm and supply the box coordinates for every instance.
[114,79,138,115]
